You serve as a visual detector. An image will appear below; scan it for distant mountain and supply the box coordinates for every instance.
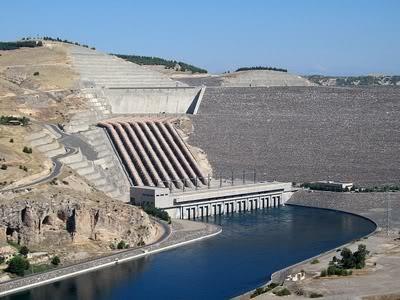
[307,75,400,86]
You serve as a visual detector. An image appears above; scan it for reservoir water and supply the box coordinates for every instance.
[3,205,376,300]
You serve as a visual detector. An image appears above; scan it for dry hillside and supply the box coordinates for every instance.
[0,42,87,123]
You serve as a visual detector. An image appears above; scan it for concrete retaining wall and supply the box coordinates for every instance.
[104,87,202,114]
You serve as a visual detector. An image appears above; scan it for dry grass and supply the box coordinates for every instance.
[0,42,84,123]
[0,124,50,186]
[0,43,77,91]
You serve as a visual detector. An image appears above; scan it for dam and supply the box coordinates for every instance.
[98,116,293,219]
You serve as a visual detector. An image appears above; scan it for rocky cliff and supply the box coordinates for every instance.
[0,187,156,251]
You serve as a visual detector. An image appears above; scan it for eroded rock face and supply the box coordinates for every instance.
[0,188,156,249]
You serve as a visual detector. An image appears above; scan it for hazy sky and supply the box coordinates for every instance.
[1,0,399,75]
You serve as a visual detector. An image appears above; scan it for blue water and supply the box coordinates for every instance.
[3,206,375,300]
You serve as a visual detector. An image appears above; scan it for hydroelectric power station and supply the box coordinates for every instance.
[29,44,294,220]
[98,116,293,219]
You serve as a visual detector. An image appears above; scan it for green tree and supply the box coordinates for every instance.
[6,256,30,276]
[353,244,369,269]
[340,248,355,269]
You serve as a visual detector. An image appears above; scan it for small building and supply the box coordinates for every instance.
[311,181,353,192]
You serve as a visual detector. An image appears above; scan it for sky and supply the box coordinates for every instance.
[1,0,399,75]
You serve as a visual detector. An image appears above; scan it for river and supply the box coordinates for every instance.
[3,205,376,300]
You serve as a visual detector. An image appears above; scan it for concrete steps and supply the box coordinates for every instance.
[78,127,131,201]
[26,128,66,158]
[69,45,185,89]
[65,88,112,133]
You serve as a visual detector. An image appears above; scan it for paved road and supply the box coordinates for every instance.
[49,124,98,160]
[0,146,76,193]
[0,220,221,297]
[0,123,92,193]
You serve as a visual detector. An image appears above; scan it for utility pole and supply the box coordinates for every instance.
[387,192,390,236]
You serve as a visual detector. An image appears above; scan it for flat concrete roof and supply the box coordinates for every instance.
[170,181,292,204]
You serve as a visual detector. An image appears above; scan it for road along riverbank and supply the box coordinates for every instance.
[0,219,221,298]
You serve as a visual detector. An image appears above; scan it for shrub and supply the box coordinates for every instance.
[0,115,29,126]
[51,256,60,266]
[309,292,324,298]
[310,259,319,264]
[0,256,5,264]
[9,138,13,143]
[273,288,291,296]
[33,72,39,76]
[250,287,265,298]
[117,240,129,249]
[324,265,352,277]
[19,246,29,257]
[0,41,42,51]
[1,164,7,170]
[6,256,30,276]
[143,204,171,223]
[268,283,279,289]
[23,146,32,154]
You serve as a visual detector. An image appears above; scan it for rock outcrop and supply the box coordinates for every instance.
[0,187,156,250]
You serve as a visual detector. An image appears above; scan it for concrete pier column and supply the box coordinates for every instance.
[191,207,196,219]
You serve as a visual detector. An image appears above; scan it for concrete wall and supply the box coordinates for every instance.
[104,87,203,114]
[131,186,172,207]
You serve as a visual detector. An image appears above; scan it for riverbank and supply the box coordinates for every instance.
[0,219,221,297]
[238,190,400,299]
